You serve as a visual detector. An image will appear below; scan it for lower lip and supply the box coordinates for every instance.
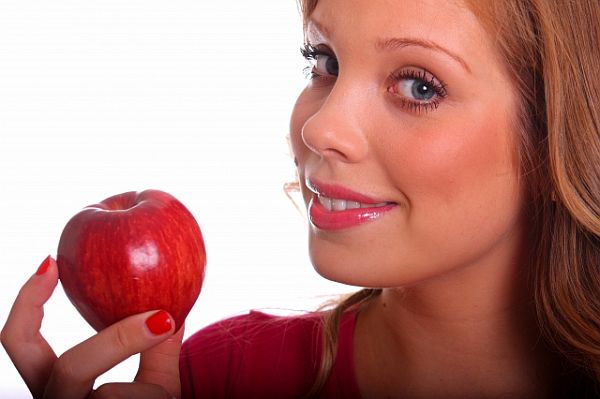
[308,196,397,231]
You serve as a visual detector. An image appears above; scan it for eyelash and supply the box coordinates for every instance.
[300,44,330,79]
[389,69,448,113]
[300,44,448,114]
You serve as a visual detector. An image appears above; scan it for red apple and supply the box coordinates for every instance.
[56,189,206,332]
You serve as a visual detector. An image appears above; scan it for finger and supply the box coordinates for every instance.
[91,382,175,399]
[135,324,185,398]
[44,310,175,399]
[1,255,59,399]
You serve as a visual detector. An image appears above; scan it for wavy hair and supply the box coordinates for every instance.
[295,0,600,395]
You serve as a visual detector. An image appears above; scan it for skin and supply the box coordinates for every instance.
[2,0,563,398]
[1,257,182,399]
[290,0,560,397]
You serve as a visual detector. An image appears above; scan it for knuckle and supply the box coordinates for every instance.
[112,324,133,351]
[0,326,12,349]
[92,384,123,399]
[52,355,79,383]
[0,319,18,351]
[1,327,26,359]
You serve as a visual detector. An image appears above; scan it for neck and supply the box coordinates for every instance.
[354,254,563,398]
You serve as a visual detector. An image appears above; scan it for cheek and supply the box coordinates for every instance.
[385,109,522,236]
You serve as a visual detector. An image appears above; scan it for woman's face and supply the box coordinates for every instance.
[290,0,526,288]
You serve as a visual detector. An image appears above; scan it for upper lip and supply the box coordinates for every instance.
[306,179,393,205]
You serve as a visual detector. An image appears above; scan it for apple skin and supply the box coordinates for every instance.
[56,189,206,332]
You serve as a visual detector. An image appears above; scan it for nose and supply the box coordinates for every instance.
[300,80,369,163]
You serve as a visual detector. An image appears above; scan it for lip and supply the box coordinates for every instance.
[306,179,397,231]
[306,179,389,204]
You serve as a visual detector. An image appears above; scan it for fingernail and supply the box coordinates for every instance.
[36,255,52,275]
[145,310,172,335]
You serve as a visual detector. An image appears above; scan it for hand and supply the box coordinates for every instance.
[1,256,183,399]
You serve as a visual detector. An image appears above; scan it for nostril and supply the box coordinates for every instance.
[322,147,349,160]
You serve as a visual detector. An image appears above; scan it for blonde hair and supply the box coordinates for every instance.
[296,0,600,395]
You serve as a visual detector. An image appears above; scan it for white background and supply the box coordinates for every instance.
[0,1,351,396]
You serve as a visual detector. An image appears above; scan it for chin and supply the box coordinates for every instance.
[308,239,458,290]
[309,248,397,288]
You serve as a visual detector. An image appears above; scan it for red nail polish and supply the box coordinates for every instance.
[36,256,52,275]
[145,310,172,335]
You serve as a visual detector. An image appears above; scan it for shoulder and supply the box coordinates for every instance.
[187,309,322,342]
[179,311,326,398]
[182,310,325,363]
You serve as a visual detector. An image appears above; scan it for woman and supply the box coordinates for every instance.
[3,0,599,397]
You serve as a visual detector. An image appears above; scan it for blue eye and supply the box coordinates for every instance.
[315,54,339,76]
[399,79,435,101]
[301,44,338,78]
[389,69,447,113]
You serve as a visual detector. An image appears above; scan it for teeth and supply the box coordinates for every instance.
[318,196,332,210]
[331,199,346,211]
[317,195,389,212]
[346,201,361,210]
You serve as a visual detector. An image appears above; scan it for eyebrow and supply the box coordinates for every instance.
[375,37,472,74]
[307,18,472,74]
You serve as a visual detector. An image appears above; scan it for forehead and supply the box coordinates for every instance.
[306,0,485,57]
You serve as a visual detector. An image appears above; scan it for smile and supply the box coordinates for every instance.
[317,195,391,212]
[306,179,397,230]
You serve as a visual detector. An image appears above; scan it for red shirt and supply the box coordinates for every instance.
[179,310,362,398]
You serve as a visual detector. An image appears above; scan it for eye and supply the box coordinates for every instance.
[314,53,339,76]
[399,79,435,101]
[301,44,339,78]
[388,69,448,113]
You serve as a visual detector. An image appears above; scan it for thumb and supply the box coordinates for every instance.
[135,323,184,398]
